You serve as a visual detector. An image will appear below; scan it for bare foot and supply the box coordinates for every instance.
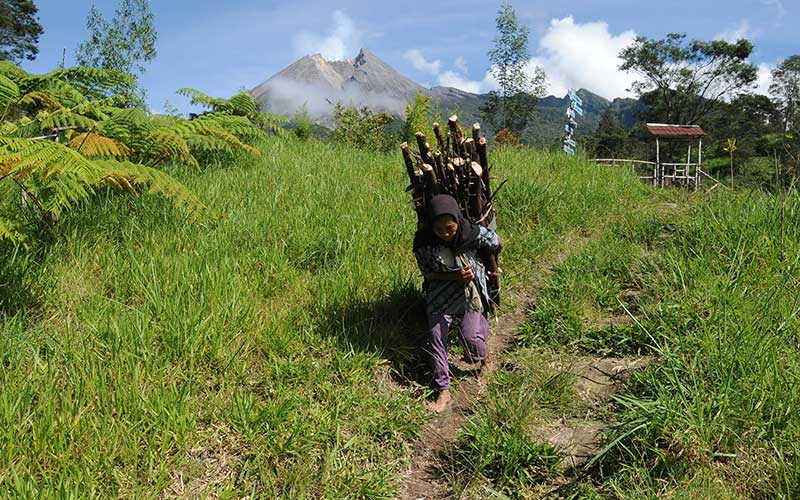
[479,356,493,386]
[428,389,451,413]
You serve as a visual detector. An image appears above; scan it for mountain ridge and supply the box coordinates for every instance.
[249,49,644,144]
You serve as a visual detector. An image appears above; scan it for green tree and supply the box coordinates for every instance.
[590,109,629,158]
[481,1,547,136]
[402,92,435,144]
[293,104,313,141]
[333,103,393,152]
[770,55,800,133]
[76,0,157,107]
[619,33,757,125]
[705,94,778,159]
[0,0,43,62]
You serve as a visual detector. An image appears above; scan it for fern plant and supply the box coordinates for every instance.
[177,87,288,135]
[0,63,290,242]
[0,64,201,242]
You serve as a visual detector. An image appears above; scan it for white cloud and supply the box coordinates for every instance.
[755,62,773,96]
[763,0,786,21]
[531,16,637,100]
[714,20,754,42]
[437,70,496,94]
[293,11,362,61]
[454,56,468,75]
[403,49,441,75]
[402,17,638,99]
[402,48,496,93]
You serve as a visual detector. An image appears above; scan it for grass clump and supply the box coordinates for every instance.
[451,349,572,498]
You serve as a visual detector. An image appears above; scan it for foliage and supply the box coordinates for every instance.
[0,0,43,62]
[0,62,277,242]
[494,128,521,148]
[332,102,394,152]
[76,0,157,107]
[482,1,547,136]
[292,104,313,141]
[586,108,630,158]
[177,87,287,135]
[770,55,800,132]
[402,92,435,144]
[619,33,758,125]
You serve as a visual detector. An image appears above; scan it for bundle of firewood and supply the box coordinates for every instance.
[401,115,502,309]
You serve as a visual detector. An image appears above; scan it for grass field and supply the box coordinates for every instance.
[1,136,799,498]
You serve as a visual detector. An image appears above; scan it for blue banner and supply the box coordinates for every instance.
[563,90,582,156]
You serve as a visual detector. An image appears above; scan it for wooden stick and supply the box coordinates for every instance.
[401,143,417,184]
[421,163,439,196]
[478,137,491,196]
[448,115,464,157]
[433,122,447,154]
[464,138,476,163]
[415,132,434,165]
[468,162,484,219]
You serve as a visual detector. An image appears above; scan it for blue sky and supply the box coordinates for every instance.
[21,0,796,113]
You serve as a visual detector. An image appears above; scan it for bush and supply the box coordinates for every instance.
[333,103,394,152]
[293,105,313,141]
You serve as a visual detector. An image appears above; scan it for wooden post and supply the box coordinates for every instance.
[697,138,703,191]
[655,137,661,187]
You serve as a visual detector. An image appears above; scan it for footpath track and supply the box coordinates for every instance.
[399,226,648,499]
[400,231,589,499]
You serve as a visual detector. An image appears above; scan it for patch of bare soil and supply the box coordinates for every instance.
[399,232,590,500]
[544,357,648,470]
[161,424,246,499]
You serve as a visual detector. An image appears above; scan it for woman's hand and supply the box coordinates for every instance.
[459,265,474,284]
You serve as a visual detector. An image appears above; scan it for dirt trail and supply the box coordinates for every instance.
[543,356,647,470]
[399,231,591,500]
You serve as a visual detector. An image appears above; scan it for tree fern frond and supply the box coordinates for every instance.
[170,114,262,157]
[138,130,198,168]
[0,74,20,109]
[37,108,96,132]
[176,88,228,111]
[19,91,63,112]
[194,113,269,142]
[69,133,131,158]
[252,111,289,135]
[48,66,135,99]
[0,216,24,243]
[95,159,207,218]
[0,61,28,81]
[21,77,88,109]
[96,108,154,145]
[0,138,105,212]
[0,137,105,182]
[228,92,258,116]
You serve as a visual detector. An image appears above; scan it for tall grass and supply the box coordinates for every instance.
[476,180,800,497]
[7,133,793,498]
[0,139,433,497]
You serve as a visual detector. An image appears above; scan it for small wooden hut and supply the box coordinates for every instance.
[646,123,705,190]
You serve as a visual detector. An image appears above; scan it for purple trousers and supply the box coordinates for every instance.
[428,311,489,390]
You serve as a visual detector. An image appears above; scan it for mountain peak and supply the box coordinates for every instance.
[250,48,483,126]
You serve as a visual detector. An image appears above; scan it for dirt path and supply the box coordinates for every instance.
[399,231,591,500]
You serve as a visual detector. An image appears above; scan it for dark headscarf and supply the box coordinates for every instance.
[413,194,481,251]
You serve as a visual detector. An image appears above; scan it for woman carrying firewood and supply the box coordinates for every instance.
[413,194,502,413]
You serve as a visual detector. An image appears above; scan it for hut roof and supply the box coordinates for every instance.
[646,123,705,138]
